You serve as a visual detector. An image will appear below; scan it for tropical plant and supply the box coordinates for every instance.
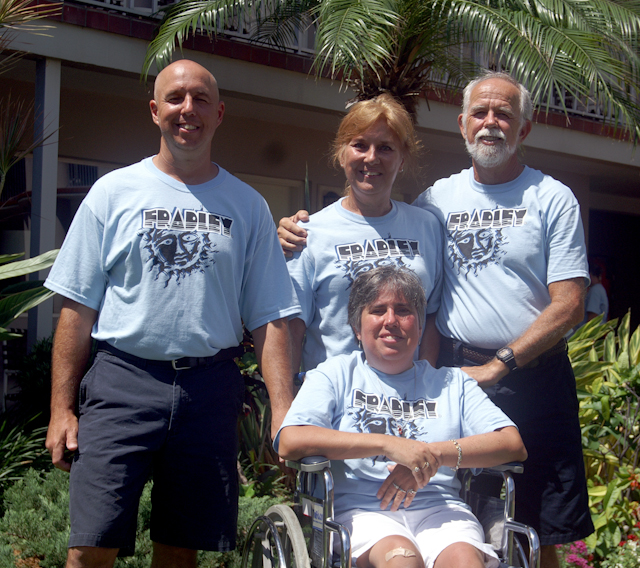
[0,250,58,341]
[144,0,640,135]
[568,313,640,560]
[236,337,295,497]
[0,0,61,199]
[0,0,60,74]
[0,416,47,499]
[0,1,62,340]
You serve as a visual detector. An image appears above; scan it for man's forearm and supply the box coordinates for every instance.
[252,318,295,436]
[47,298,98,471]
[51,299,98,413]
[508,277,585,366]
[463,277,585,387]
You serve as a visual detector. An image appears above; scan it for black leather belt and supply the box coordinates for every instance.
[96,341,244,370]
[440,337,567,369]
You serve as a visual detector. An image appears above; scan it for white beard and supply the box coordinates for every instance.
[465,127,517,168]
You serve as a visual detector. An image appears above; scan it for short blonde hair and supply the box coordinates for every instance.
[332,93,421,173]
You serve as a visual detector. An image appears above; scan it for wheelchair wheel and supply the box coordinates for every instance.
[241,504,311,568]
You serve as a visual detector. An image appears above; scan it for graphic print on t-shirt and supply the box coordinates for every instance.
[348,388,436,465]
[138,207,233,286]
[334,236,421,288]
[446,207,527,278]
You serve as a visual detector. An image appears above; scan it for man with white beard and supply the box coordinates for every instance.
[412,71,593,568]
[278,71,593,568]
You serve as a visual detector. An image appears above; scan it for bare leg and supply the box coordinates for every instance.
[434,542,484,568]
[150,542,198,568]
[357,535,423,568]
[66,547,119,568]
[540,544,560,568]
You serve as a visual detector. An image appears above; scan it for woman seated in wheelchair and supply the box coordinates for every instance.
[276,265,527,568]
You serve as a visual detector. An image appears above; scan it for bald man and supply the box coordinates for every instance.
[44,60,300,568]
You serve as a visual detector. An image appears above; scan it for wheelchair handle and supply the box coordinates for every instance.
[482,461,524,474]
[286,455,331,472]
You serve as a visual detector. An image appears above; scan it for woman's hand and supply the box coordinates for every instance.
[383,437,441,488]
[377,464,419,511]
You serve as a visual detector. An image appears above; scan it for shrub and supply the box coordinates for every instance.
[0,417,48,508]
[0,467,288,567]
[569,313,640,561]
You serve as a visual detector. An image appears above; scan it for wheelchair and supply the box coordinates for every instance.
[241,456,540,568]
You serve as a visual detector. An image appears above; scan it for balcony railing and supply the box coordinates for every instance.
[73,0,316,56]
[73,0,633,126]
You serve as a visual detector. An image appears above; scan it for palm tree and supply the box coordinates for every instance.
[0,0,61,339]
[1,0,60,198]
[143,0,640,139]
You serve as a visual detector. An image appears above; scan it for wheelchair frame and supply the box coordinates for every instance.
[242,457,540,568]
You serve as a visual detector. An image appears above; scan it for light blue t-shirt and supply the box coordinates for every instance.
[286,198,444,370]
[275,351,514,516]
[413,167,588,348]
[583,282,609,324]
[45,157,300,360]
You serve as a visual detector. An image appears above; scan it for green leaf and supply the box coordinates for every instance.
[629,325,640,367]
[589,485,608,497]
[0,279,46,295]
[0,287,56,328]
[604,331,617,363]
[0,249,58,280]
[0,326,22,340]
[0,252,25,265]
[618,311,631,352]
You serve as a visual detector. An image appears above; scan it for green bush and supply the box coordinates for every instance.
[0,417,48,508]
[0,467,288,567]
[569,312,640,561]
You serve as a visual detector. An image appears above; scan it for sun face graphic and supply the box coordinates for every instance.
[140,228,217,286]
[449,227,506,278]
[338,257,410,290]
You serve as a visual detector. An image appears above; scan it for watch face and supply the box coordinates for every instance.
[497,348,511,359]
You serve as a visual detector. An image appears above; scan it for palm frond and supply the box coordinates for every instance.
[252,0,319,49]
[313,0,399,84]
[446,0,640,139]
[143,0,255,78]
[142,0,640,138]
[0,0,61,31]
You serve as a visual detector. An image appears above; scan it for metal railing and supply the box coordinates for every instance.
[73,0,633,125]
[73,0,316,56]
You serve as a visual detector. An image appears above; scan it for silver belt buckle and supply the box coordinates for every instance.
[171,359,191,371]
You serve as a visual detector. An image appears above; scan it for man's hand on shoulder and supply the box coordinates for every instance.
[278,210,309,257]
[462,359,509,388]
[46,411,78,472]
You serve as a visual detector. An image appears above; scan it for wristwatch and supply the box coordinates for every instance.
[496,347,517,372]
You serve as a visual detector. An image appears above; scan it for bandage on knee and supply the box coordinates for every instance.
[385,548,417,561]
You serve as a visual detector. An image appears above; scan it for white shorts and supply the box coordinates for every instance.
[335,503,499,568]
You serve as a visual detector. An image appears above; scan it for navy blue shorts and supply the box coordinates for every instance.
[69,349,244,554]
[438,349,594,545]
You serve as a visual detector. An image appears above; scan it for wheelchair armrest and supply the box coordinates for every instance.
[285,455,331,472]
[482,462,524,475]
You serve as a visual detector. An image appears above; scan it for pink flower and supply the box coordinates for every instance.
[571,541,588,555]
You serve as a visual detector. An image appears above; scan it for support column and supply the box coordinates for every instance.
[28,57,61,349]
